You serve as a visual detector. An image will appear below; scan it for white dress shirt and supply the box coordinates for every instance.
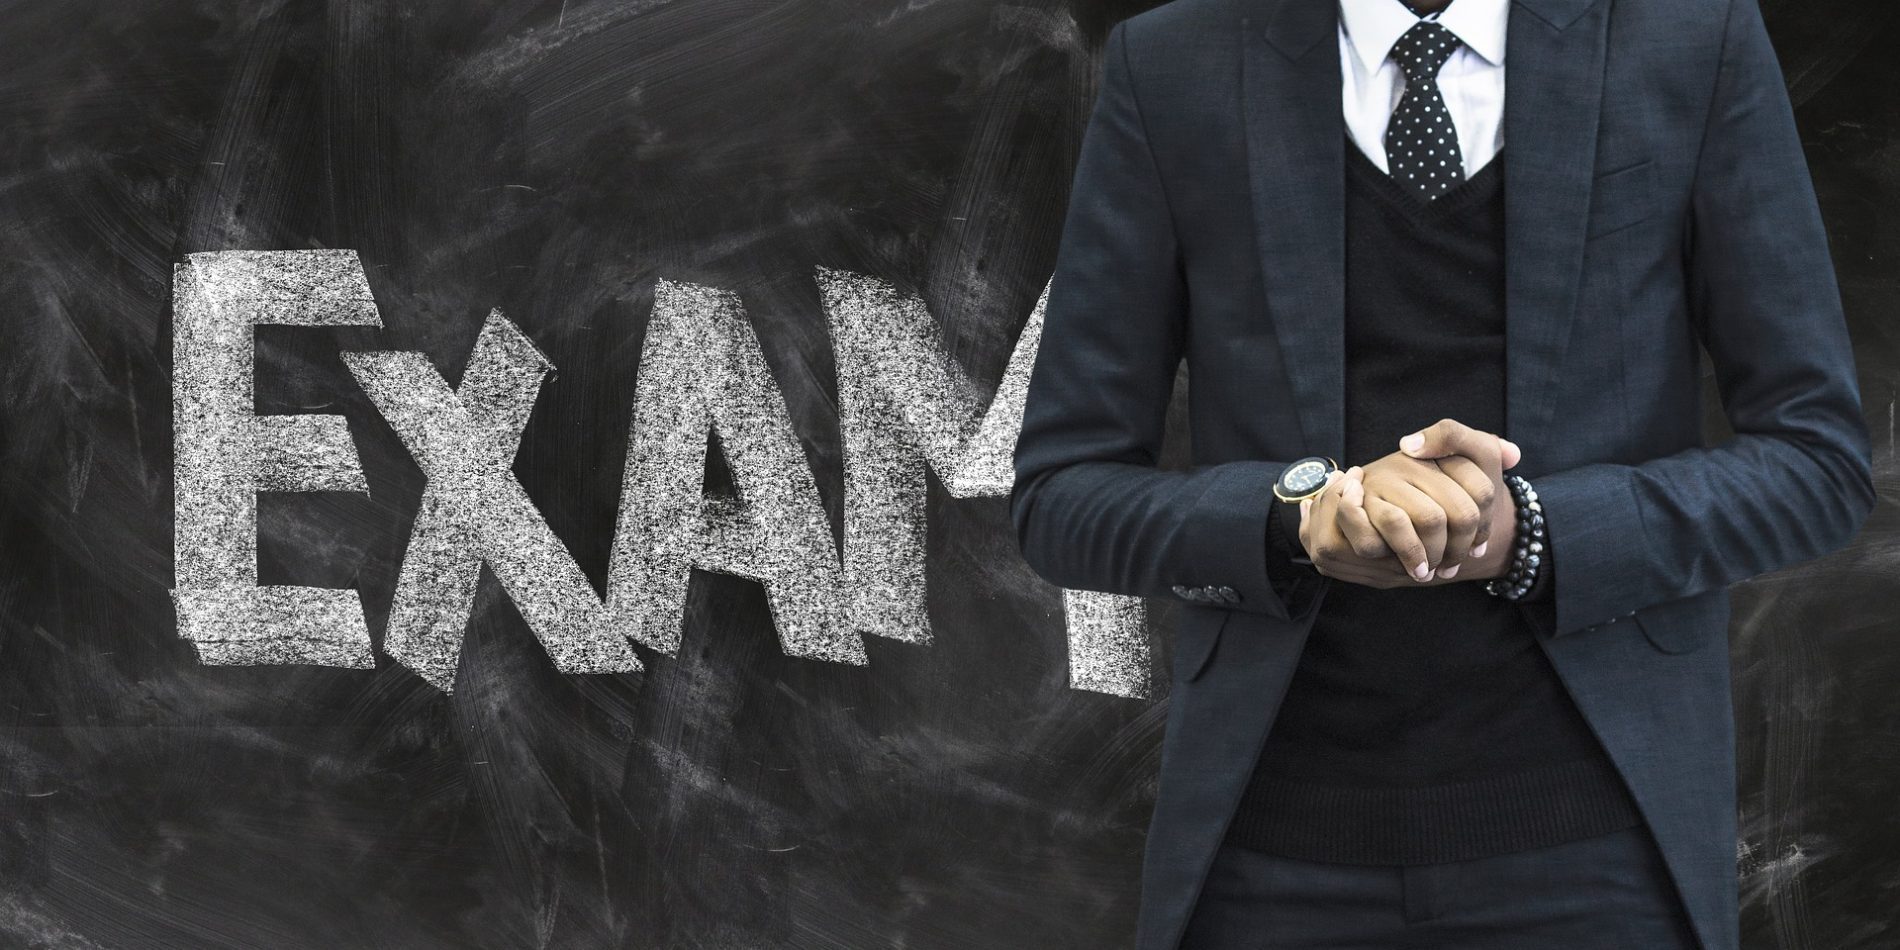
[1338,0,1509,178]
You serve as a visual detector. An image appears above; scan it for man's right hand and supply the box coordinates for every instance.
[1295,467,1422,588]
[1297,420,1519,586]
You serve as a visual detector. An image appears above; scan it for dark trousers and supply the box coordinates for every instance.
[1180,823,1701,949]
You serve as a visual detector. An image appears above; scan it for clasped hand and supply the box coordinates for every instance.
[1295,418,1521,588]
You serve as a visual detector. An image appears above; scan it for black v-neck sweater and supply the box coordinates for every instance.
[1223,138,1644,865]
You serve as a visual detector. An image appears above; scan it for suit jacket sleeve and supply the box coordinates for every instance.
[1009,21,1308,623]
[1527,0,1875,638]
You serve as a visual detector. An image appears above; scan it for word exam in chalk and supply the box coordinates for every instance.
[171,249,1155,698]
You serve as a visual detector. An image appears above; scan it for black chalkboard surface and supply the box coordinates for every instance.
[0,1,1892,947]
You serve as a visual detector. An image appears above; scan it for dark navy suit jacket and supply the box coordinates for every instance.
[1008,0,1876,947]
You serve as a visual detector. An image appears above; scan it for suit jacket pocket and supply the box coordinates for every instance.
[1631,586,1729,654]
[1176,605,1234,683]
[1586,158,1659,240]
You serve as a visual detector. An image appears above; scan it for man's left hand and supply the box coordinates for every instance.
[1319,418,1523,586]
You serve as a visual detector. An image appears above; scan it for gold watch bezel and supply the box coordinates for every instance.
[1271,456,1339,503]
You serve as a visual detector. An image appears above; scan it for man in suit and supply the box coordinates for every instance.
[1008,0,1876,946]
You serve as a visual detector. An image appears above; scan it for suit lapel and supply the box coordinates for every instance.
[1242,0,1346,461]
[1501,0,1611,454]
[1241,0,1610,464]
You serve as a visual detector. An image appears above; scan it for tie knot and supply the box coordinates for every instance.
[1390,20,1462,84]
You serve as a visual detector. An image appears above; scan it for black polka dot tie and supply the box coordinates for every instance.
[1384,19,1465,200]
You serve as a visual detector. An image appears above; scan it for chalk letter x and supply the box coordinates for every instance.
[344,311,641,691]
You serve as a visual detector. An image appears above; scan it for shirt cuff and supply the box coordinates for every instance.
[1265,501,1321,607]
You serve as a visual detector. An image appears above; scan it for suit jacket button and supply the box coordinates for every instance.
[1216,585,1239,603]
[1170,584,1191,598]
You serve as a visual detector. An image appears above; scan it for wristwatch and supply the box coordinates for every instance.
[1272,455,1340,503]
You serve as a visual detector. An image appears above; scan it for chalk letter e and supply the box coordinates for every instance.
[171,250,380,669]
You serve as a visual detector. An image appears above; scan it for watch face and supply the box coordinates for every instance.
[1280,457,1333,496]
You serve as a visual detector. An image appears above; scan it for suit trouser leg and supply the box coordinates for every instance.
[1179,822,1701,949]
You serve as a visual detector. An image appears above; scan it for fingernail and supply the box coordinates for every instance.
[1412,561,1430,580]
[1471,540,1488,558]
[1439,563,1459,578]
[1401,432,1424,454]
[1500,438,1519,453]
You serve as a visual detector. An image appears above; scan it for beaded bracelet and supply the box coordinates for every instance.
[1484,473,1545,600]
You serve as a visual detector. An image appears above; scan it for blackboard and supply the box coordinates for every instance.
[0,1,1892,946]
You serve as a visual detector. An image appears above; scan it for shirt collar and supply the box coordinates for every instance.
[1339,0,1509,73]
